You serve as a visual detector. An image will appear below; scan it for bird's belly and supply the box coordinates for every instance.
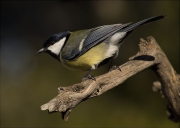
[60,43,111,71]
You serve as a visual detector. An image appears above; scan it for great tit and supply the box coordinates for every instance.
[37,15,165,80]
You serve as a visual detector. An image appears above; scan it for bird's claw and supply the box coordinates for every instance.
[82,74,96,81]
[109,65,121,72]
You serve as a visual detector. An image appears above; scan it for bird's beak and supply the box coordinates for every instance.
[36,48,46,54]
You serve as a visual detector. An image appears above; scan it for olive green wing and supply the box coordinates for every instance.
[62,23,131,60]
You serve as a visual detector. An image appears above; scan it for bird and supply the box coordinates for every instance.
[37,15,165,81]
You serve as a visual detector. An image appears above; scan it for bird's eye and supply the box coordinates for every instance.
[51,41,55,45]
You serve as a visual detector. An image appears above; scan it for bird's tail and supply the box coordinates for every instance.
[121,15,166,32]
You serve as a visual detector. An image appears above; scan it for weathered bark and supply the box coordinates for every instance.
[40,36,180,122]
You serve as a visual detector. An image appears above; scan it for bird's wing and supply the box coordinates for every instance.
[62,23,131,60]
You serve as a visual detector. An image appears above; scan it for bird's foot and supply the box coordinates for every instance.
[109,65,121,72]
[82,74,96,81]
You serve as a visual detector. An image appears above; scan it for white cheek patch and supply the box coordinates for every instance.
[47,37,66,55]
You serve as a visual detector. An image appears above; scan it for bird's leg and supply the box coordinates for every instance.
[108,59,121,72]
[82,68,96,81]
[108,59,113,71]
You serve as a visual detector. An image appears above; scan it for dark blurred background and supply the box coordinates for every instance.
[1,1,179,127]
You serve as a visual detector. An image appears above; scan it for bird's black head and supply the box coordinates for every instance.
[37,31,70,61]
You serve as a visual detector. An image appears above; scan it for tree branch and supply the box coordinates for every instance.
[40,36,180,122]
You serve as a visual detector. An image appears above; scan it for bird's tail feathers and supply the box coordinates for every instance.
[122,15,166,32]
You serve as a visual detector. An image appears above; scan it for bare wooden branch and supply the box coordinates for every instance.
[40,36,180,122]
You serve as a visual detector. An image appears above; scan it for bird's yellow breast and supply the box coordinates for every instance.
[60,43,108,71]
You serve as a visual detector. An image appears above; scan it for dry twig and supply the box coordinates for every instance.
[40,36,180,122]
